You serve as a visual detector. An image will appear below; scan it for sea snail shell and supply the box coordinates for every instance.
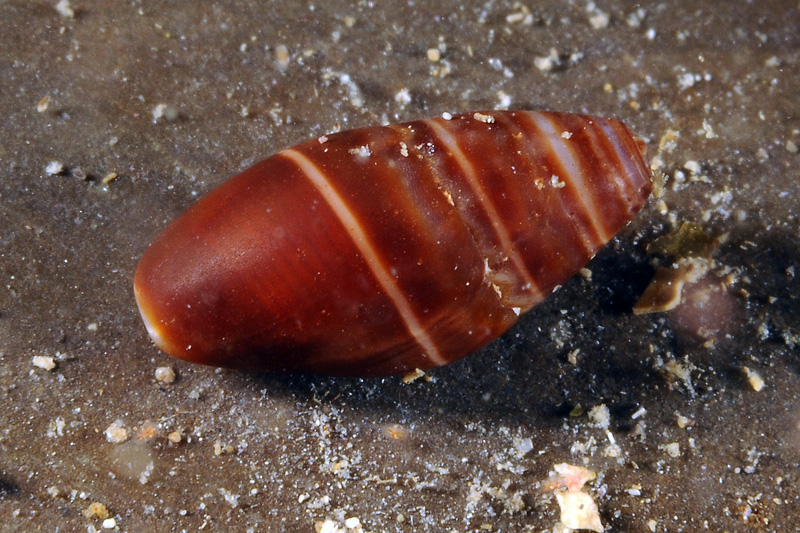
[134,110,652,376]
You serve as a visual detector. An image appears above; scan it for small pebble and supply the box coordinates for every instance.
[167,430,183,444]
[32,356,57,371]
[83,502,109,519]
[105,420,129,444]
[152,103,179,123]
[744,367,765,391]
[37,95,51,113]
[55,0,74,18]
[45,161,65,176]
[664,442,681,457]
[155,366,176,384]
[274,44,290,71]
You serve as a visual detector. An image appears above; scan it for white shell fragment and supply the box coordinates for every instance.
[545,463,605,532]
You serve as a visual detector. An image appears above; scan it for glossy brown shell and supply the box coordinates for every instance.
[134,110,652,376]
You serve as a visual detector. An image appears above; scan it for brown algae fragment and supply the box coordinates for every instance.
[634,258,710,314]
[646,221,718,259]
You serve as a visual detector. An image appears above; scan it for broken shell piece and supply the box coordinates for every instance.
[547,463,597,493]
[544,463,604,532]
[555,490,605,532]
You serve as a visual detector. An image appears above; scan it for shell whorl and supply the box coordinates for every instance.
[134,110,652,376]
